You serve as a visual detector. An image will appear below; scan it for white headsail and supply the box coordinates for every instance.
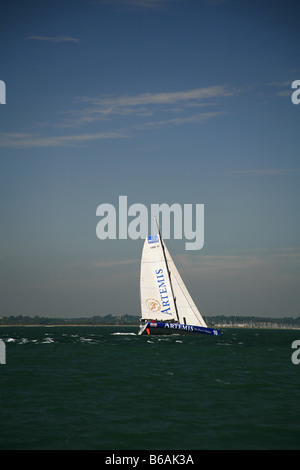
[162,243,207,327]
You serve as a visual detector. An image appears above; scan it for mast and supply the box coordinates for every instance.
[155,218,180,323]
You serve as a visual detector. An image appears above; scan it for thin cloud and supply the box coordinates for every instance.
[269,81,291,87]
[202,0,229,4]
[99,0,182,9]
[28,35,80,43]
[229,168,300,176]
[82,85,236,113]
[135,111,225,129]
[2,85,238,147]
[66,85,238,127]
[99,0,229,8]
[268,80,294,98]
[0,131,128,148]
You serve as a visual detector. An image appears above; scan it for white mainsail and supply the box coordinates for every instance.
[140,234,178,322]
[140,229,207,328]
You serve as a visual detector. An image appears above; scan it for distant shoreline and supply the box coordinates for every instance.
[0,324,138,327]
[216,325,300,330]
[0,324,299,330]
[1,314,299,329]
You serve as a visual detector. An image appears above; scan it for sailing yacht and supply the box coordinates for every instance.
[138,223,220,337]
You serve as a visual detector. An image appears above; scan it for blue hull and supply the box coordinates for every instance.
[140,322,220,336]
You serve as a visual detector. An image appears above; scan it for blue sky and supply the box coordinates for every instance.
[0,0,299,318]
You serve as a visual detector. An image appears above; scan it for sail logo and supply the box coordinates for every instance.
[147,235,159,244]
[146,298,161,312]
[96,195,204,250]
[155,268,172,315]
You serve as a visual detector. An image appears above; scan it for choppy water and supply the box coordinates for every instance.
[0,326,299,450]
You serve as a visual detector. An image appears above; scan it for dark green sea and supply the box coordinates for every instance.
[0,326,299,450]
